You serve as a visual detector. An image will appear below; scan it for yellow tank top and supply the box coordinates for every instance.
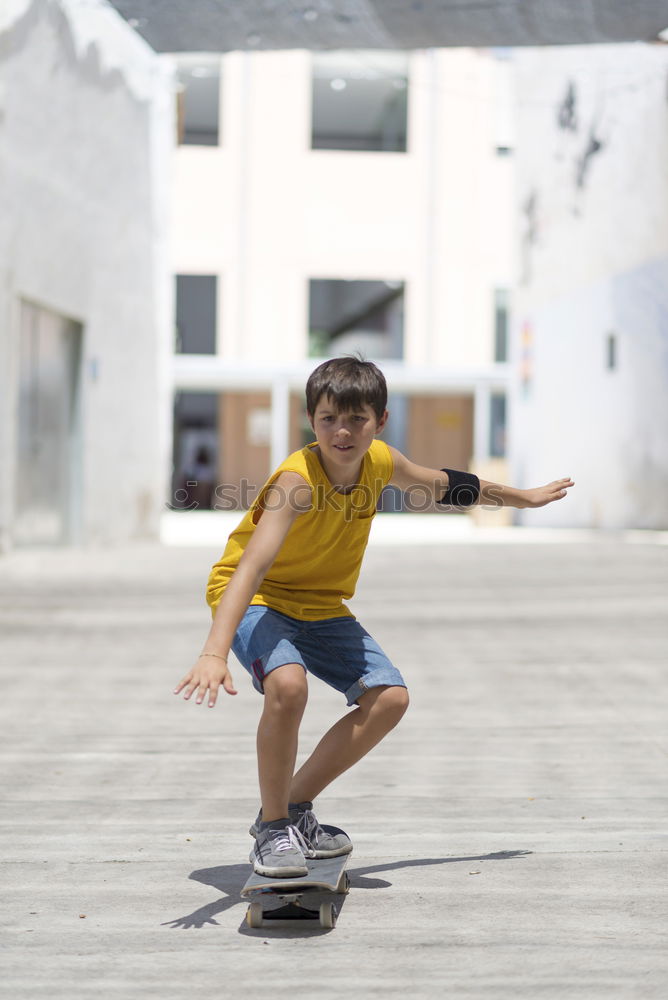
[206,439,394,621]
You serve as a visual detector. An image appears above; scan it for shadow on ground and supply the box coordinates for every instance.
[162,850,532,933]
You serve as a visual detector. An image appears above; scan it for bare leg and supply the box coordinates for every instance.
[289,685,409,804]
[257,663,308,822]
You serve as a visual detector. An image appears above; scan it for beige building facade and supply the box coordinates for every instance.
[168,47,515,516]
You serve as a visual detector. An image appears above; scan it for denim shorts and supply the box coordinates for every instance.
[231,605,406,706]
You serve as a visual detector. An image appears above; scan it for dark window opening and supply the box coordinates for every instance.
[490,393,507,459]
[309,278,404,359]
[606,332,617,371]
[175,57,220,146]
[170,392,218,510]
[175,275,217,355]
[312,51,408,152]
[494,288,509,363]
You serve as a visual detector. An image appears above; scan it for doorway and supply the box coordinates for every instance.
[14,301,83,545]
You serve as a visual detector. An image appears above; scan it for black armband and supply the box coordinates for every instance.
[437,468,480,508]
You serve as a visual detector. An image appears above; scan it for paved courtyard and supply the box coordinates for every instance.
[1,523,667,998]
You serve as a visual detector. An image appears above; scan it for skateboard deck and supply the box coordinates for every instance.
[241,825,351,929]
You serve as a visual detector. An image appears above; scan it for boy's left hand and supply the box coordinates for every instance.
[522,477,574,508]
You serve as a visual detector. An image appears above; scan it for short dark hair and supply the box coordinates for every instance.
[306,356,388,420]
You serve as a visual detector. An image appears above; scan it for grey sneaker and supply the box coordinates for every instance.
[250,802,352,859]
[249,822,311,877]
[291,801,353,858]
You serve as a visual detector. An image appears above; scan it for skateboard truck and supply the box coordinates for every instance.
[245,870,350,929]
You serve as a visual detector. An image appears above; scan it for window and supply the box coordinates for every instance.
[606,332,618,371]
[490,393,507,458]
[175,275,217,354]
[170,392,218,510]
[494,288,509,363]
[174,55,220,146]
[309,279,404,359]
[492,51,514,157]
[311,51,408,152]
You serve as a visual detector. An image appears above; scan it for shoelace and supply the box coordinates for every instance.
[298,808,324,845]
[268,823,314,857]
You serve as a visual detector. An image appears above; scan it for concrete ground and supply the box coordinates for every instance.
[1,521,667,998]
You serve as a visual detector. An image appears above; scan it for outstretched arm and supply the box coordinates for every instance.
[477,477,574,509]
[387,446,574,510]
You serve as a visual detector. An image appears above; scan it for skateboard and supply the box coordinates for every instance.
[241,826,351,929]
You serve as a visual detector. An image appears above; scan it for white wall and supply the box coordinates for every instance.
[512,43,668,528]
[0,0,174,548]
[170,48,515,369]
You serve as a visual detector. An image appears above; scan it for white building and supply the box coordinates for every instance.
[512,43,668,529]
[7,5,664,547]
[0,0,172,550]
[168,47,516,518]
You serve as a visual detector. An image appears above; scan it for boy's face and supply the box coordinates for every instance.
[309,398,388,467]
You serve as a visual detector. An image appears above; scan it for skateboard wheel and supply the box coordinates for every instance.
[319,902,337,928]
[246,902,263,928]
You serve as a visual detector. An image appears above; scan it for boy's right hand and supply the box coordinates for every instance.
[174,656,238,708]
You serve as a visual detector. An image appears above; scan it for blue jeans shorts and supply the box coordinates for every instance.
[231,605,407,707]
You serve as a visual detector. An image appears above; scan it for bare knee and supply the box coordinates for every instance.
[360,685,409,726]
[263,663,308,715]
[381,685,410,722]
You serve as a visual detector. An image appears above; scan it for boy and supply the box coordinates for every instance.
[174,357,573,877]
